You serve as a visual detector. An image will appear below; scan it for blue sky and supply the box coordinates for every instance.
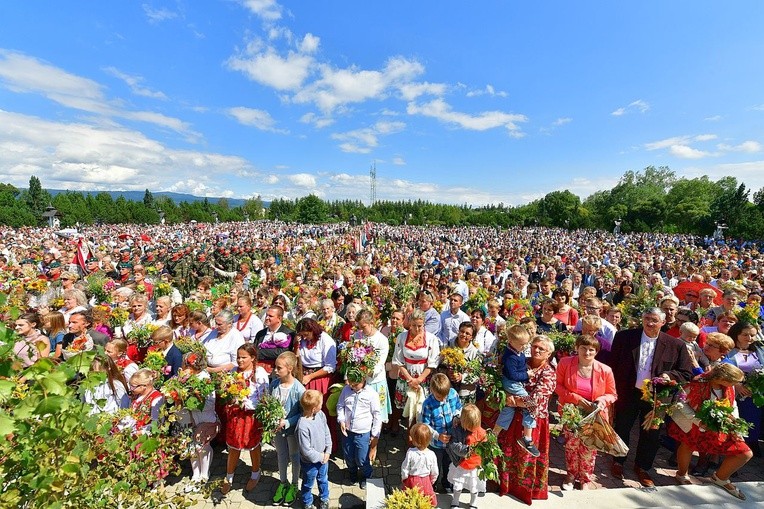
[1,1,763,206]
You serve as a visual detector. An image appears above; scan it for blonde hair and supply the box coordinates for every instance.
[679,322,700,337]
[110,337,129,355]
[300,389,323,413]
[503,324,531,347]
[409,422,432,450]
[130,368,157,388]
[705,332,735,353]
[429,372,451,398]
[581,314,602,331]
[276,351,302,380]
[151,325,173,344]
[705,363,744,384]
[460,404,481,431]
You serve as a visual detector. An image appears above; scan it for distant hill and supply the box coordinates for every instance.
[42,189,269,208]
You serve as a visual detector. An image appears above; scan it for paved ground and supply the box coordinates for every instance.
[175,420,764,508]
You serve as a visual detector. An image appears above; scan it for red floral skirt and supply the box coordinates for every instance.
[403,475,437,506]
[497,414,550,504]
[668,421,751,456]
[225,405,263,450]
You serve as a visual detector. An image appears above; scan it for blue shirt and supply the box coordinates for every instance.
[502,346,529,383]
[420,388,462,449]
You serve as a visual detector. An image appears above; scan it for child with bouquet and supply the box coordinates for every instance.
[221,343,270,495]
[171,352,218,489]
[668,364,753,499]
[446,404,488,509]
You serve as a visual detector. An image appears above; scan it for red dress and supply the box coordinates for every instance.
[667,381,751,456]
[224,370,265,450]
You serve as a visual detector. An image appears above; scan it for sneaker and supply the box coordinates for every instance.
[359,479,367,490]
[273,482,287,504]
[318,499,329,509]
[517,437,541,458]
[283,484,298,505]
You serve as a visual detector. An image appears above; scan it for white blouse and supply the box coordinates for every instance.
[177,371,218,425]
[299,331,337,373]
[401,447,438,480]
[234,313,264,343]
[202,328,244,368]
[84,379,130,415]
[392,330,441,378]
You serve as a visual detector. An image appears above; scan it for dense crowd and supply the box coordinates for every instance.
[2,221,763,506]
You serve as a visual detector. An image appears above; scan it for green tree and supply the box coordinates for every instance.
[296,194,328,223]
[24,175,49,224]
[143,189,154,208]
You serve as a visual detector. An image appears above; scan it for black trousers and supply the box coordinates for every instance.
[613,388,662,471]
[430,446,452,489]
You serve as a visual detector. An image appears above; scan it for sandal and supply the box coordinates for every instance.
[709,473,745,500]
[674,473,692,485]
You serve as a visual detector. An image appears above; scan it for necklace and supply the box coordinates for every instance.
[577,363,593,378]
[236,313,251,332]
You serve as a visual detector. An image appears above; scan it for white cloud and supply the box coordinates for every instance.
[240,0,282,20]
[299,34,320,54]
[293,56,424,113]
[694,134,717,142]
[331,120,405,153]
[227,106,286,133]
[392,156,406,165]
[398,81,447,101]
[264,175,280,184]
[466,84,508,98]
[227,47,314,91]
[611,99,650,116]
[0,109,249,196]
[669,145,712,159]
[705,115,722,121]
[753,104,764,111]
[299,112,334,128]
[288,173,317,187]
[103,66,167,100]
[142,4,178,24]
[553,117,572,126]
[717,140,761,153]
[645,134,716,151]
[0,50,196,138]
[407,98,526,135]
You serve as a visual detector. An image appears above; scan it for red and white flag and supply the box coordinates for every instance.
[75,237,90,275]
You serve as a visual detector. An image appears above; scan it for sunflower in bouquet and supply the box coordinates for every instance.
[109,307,129,329]
[695,398,753,438]
[153,282,172,298]
[439,346,467,374]
[214,371,251,407]
[254,393,286,443]
[337,337,379,379]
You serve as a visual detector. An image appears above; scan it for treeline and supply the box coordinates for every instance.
[3,167,764,238]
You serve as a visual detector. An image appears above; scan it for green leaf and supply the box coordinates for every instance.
[139,437,159,455]
[0,379,15,400]
[0,413,15,435]
[34,395,68,415]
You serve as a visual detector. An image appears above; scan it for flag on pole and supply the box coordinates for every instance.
[75,237,90,275]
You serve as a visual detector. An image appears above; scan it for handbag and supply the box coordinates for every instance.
[668,388,696,433]
[577,407,629,457]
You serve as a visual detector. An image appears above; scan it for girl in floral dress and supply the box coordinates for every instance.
[221,343,270,495]
[105,338,139,384]
[668,364,753,500]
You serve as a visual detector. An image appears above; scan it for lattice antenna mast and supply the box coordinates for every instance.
[370,162,377,206]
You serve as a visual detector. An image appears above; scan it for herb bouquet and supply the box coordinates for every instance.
[254,393,286,443]
[141,350,170,383]
[744,367,764,407]
[128,323,159,348]
[696,398,753,438]
[161,371,215,411]
[214,371,251,407]
[472,429,501,482]
[640,377,683,430]
[337,337,379,379]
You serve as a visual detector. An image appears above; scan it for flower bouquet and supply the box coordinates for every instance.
[128,323,159,348]
[141,350,170,382]
[62,333,92,360]
[85,273,114,304]
[23,278,48,295]
[695,398,753,438]
[254,393,286,443]
[386,326,404,363]
[744,367,764,407]
[109,307,129,329]
[214,371,251,408]
[384,487,432,509]
[471,429,501,482]
[556,403,585,434]
[476,352,506,410]
[160,370,215,411]
[337,338,379,379]
[640,377,683,430]
[465,287,490,313]
[174,335,207,357]
[547,330,577,357]
[153,282,172,298]
[439,346,467,378]
[501,298,533,324]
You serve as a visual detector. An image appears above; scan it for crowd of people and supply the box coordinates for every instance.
[2,220,763,506]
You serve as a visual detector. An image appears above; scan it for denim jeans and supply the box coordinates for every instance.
[300,460,329,506]
[496,378,535,430]
[342,430,373,480]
